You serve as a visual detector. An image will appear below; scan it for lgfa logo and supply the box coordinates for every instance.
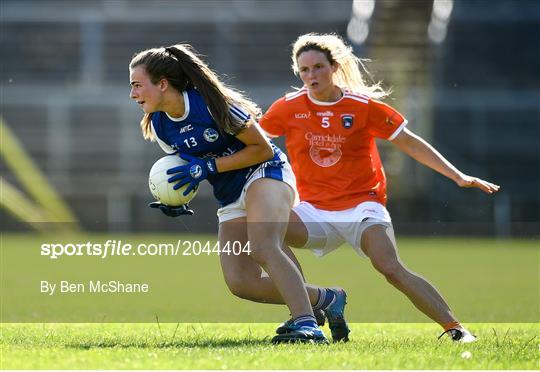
[294,112,311,119]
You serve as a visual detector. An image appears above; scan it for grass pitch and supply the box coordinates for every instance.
[1,323,537,369]
[2,235,538,323]
[1,235,538,369]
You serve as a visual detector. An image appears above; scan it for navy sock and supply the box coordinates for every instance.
[313,288,336,311]
[292,315,317,328]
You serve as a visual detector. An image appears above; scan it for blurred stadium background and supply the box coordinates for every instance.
[1,0,539,236]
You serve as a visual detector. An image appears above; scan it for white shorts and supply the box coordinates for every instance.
[217,158,297,224]
[293,201,392,258]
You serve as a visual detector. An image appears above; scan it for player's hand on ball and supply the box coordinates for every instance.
[167,154,218,196]
[148,202,194,217]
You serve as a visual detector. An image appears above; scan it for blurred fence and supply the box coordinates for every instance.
[1,0,539,236]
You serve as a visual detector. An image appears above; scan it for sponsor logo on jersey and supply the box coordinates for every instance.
[294,112,311,119]
[190,164,203,179]
[179,124,194,133]
[316,111,334,117]
[341,114,354,129]
[203,128,219,142]
[221,147,235,157]
[203,147,236,159]
[305,133,346,144]
[304,132,346,167]
[206,160,215,173]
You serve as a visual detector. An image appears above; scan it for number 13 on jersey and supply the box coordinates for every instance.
[184,137,198,148]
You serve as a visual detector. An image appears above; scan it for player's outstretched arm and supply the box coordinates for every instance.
[391,128,500,194]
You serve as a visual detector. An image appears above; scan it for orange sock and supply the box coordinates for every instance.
[442,321,461,331]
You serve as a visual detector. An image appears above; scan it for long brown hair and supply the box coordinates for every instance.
[130,44,260,140]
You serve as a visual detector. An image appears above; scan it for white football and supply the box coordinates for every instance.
[148,155,198,206]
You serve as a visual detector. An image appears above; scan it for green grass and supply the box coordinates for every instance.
[1,235,538,322]
[1,323,537,369]
[1,234,538,369]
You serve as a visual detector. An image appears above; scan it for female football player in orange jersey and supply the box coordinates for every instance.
[259,33,500,343]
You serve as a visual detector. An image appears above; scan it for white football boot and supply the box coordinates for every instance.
[439,327,477,343]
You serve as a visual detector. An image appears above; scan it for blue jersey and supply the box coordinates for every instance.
[151,88,282,207]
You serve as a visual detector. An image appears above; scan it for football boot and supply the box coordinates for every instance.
[438,328,477,343]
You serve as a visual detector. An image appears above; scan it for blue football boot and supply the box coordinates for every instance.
[275,309,326,335]
[323,288,350,342]
[271,324,329,344]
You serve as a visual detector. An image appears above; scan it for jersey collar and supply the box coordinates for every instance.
[306,87,345,106]
[165,91,190,121]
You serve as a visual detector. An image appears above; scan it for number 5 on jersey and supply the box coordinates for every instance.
[321,117,330,128]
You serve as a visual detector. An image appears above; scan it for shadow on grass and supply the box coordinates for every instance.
[66,337,271,349]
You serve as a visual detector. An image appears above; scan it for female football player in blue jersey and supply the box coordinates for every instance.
[129,44,348,344]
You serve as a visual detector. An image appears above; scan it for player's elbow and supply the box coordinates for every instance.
[394,134,420,158]
[257,143,275,162]
[244,142,274,165]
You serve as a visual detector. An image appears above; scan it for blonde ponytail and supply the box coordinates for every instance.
[291,33,390,99]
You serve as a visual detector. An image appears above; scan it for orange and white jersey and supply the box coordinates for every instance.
[259,88,407,211]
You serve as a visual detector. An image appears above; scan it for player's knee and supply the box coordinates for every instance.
[285,221,309,248]
[224,274,252,299]
[246,241,277,265]
[374,260,407,284]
